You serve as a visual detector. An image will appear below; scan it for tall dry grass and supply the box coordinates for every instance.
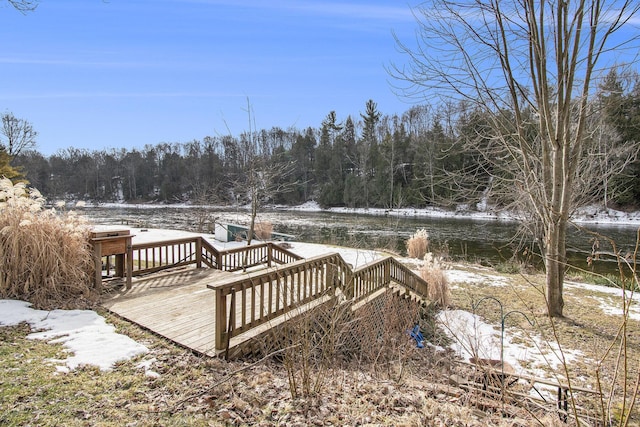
[421,252,450,307]
[406,228,429,259]
[0,178,96,309]
[254,221,273,241]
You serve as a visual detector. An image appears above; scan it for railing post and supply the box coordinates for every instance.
[267,243,273,267]
[343,260,354,299]
[384,259,391,286]
[216,251,223,271]
[196,237,202,268]
[215,287,227,351]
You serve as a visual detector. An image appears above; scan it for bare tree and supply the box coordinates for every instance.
[390,0,640,317]
[228,98,296,246]
[5,0,38,13]
[1,112,38,157]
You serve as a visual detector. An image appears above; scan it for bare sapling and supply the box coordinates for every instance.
[587,230,640,426]
[278,297,353,399]
[355,291,423,382]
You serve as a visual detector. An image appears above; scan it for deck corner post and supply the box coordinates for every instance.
[215,288,227,351]
[196,237,203,268]
[344,269,354,299]
[93,241,103,293]
[384,259,391,286]
[125,237,133,289]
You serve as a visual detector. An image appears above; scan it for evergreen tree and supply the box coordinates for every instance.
[600,69,640,206]
[290,127,316,202]
[316,111,343,207]
[0,147,23,181]
[358,100,381,207]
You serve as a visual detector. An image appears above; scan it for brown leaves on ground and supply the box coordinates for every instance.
[1,312,548,426]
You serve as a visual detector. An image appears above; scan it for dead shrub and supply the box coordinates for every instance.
[272,297,353,399]
[354,291,423,381]
[0,178,96,309]
[406,229,429,259]
[254,221,273,241]
[421,253,450,307]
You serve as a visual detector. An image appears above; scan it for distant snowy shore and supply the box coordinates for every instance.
[83,200,640,227]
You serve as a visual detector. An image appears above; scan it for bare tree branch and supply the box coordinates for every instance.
[6,0,38,14]
[390,0,640,318]
[1,112,38,157]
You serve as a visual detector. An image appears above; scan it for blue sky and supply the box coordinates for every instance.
[0,0,418,155]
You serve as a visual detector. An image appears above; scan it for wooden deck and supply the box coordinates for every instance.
[101,268,232,357]
[100,266,334,357]
[98,240,430,359]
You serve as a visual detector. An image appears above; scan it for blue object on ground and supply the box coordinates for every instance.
[410,324,424,348]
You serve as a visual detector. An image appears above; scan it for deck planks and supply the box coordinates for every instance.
[100,267,329,357]
[101,268,231,357]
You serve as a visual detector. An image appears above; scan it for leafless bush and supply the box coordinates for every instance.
[267,286,429,398]
[421,253,450,307]
[254,221,273,241]
[588,231,640,427]
[406,228,429,259]
[0,178,96,309]
[354,291,423,381]
[274,298,353,399]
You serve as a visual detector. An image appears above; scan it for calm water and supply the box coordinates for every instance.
[81,205,639,275]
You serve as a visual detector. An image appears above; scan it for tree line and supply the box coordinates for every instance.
[1,70,638,211]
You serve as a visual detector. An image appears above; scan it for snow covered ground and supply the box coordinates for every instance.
[1,225,637,381]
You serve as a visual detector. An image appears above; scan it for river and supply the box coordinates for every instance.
[81,205,639,275]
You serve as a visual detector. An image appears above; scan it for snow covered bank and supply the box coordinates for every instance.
[89,200,640,226]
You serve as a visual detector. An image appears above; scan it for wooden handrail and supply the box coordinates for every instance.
[129,237,304,276]
[209,252,428,351]
[210,253,353,351]
[130,237,200,276]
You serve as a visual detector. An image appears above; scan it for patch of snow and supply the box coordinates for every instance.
[136,357,161,378]
[284,200,322,212]
[437,309,586,379]
[565,281,640,321]
[572,205,640,226]
[0,300,148,372]
[287,241,383,268]
[445,269,510,287]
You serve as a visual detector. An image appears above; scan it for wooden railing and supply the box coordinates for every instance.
[210,253,353,351]
[103,237,304,277]
[210,242,303,272]
[210,253,429,351]
[130,237,201,276]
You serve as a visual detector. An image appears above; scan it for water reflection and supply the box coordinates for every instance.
[81,205,638,276]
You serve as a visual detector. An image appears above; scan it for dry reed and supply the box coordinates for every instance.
[421,253,450,307]
[254,221,273,241]
[0,178,96,309]
[406,228,429,259]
